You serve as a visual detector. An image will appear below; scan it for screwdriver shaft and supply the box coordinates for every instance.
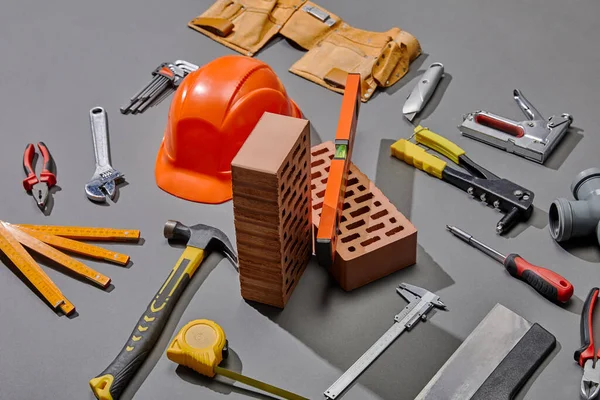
[446,225,506,263]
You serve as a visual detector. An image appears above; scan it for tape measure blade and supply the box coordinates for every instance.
[16,226,130,265]
[16,225,140,241]
[7,225,111,288]
[215,367,308,400]
[0,223,67,310]
[324,322,406,399]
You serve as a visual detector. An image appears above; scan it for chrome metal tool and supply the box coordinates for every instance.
[459,89,572,164]
[324,283,445,399]
[85,107,123,202]
[120,60,199,115]
[403,62,444,121]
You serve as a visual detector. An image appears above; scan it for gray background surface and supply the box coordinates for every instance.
[0,0,599,399]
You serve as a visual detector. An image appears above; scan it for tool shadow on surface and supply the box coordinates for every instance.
[556,234,600,264]
[175,349,278,400]
[541,125,584,171]
[376,53,430,98]
[117,252,225,400]
[249,245,459,400]
[405,73,453,127]
[378,138,545,237]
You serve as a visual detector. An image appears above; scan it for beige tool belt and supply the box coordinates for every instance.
[189,0,421,101]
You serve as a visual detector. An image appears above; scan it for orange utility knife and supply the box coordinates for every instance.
[316,73,361,267]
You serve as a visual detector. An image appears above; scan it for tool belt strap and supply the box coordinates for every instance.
[188,0,421,101]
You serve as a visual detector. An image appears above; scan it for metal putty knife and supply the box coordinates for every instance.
[415,304,556,400]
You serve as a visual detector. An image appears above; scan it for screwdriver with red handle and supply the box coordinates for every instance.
[446,225,574,303]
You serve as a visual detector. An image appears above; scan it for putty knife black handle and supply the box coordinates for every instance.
[89,246,206,400]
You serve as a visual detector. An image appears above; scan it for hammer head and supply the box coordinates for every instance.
[164,220,238,267]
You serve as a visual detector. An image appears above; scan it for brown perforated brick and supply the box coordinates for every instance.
[231,113,312,308]
[311,141,417,291]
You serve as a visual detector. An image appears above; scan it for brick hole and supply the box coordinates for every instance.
[328,154,334,160]
[311,170,322,180]
[386,226,405,236]
[348,170,353,175]
[341,233,361,243]
[360,236,381,247]
[282,209,286,217]
[311,159,325,167]
[355,193,374,204]
[286,277,289,285]
[371,209,389,220]
[313,202,323,210]
[345,189,355,197]
[341,215,347,222]
[366,222,385,233]
[312,147,329,156]
[286,278,295,294]
[374,201,382,207]
[304,184,309,193]
[371,210,388,219]
[289,164,297,178]
[325,166,330,172]
[311,184,317,190]
[357,185,366,191]
[346,219,366,230]
[348,246,356,252]
[283,187,292,201]
[316,190,325,198]
[292,144,301,158]
[303,134,307,143]
[284,232,287,240]
[281,162,290,175]
[350,206,370,217]
[336,228,342,235]
[283,212,292,226]
[302,196,308,206]
[304,160,307,168]
[389,217,397,223]
[299,148,307,160]
[342,202,351,210]
[347,177,359,186]
[321,178,328,184]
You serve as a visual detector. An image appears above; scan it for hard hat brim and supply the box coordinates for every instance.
[155,141,233,204]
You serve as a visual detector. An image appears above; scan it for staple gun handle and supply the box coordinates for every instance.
[475,113,525,138]
[513,89,543,120]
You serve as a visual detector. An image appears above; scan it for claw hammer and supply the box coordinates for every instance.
[89,220,237,400]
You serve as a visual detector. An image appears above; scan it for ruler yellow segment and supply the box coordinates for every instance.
[0,223,73,314]
[15,226,130,265]
[16,225,141,241]
[6,225,111,288]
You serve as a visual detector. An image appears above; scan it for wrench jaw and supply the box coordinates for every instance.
[85,170,123,202]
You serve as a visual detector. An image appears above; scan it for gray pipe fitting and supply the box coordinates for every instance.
[549,168,600,244]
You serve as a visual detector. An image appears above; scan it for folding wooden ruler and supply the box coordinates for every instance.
[0,222,140,315]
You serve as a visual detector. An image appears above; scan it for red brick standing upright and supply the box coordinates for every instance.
[231,112,312,308]
[311,141,417,291]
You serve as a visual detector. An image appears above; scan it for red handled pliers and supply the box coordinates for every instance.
[576,287,600,399]
[23,142,56,210]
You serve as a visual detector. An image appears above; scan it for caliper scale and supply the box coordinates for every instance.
[324,283,446,399]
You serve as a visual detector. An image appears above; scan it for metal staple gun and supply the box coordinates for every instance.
[459,89,572,164]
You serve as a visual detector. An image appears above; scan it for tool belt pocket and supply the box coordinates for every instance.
[289,25,420,101]
[279,1,340,49]
[189,0,304,56]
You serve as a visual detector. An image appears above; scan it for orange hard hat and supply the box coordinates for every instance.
[155,55,302,204]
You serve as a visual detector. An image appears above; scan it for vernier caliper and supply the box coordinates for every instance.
[324,283,446,399]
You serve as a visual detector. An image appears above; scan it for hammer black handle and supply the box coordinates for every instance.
[89,246,206,400]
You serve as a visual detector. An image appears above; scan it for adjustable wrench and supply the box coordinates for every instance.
[85,107,124,202]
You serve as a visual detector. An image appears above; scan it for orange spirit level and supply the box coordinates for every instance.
[315,74,361,267]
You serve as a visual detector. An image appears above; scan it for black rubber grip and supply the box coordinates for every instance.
[504,254,560,302]
[91,260,194,399]
[574,287,599,363]
[471,323,556,400]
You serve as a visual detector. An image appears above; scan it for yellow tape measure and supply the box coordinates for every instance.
[167,320,308,400]
[0,223,74,315]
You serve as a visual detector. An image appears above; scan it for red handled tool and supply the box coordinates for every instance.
[575,287,600,399]
[446,225,573,303]
[23,142,57,210]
